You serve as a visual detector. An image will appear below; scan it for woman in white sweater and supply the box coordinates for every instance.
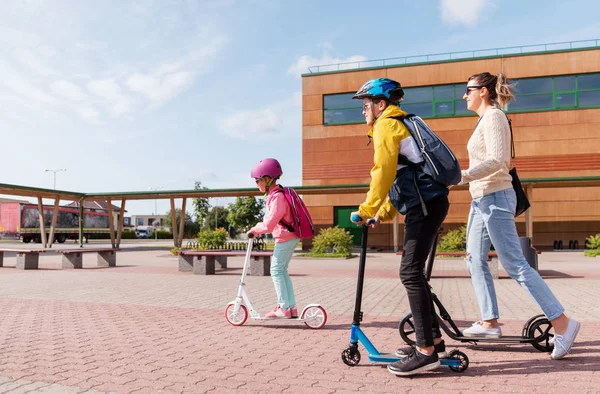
[460,72,579,359]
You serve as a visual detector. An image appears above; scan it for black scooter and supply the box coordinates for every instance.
[341,218,469,373]
[397,229,554,352]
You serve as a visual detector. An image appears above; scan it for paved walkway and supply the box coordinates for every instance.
[1,250,599,393]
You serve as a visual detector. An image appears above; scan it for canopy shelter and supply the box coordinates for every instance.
[2,176,600,249]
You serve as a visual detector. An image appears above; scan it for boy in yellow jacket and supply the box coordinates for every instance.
[351,78,450,376]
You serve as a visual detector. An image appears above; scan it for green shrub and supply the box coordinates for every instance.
[197,228,228,249]
[585,234,600,249]
[310,226,353,257]
[437,226,467,252]
[584,249,600,257]
[88,230,137,240]
[584,234,600,257]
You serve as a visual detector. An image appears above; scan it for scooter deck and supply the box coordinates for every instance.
[252,317,313,323]
[452,334,536,343]
[368,353,462,367]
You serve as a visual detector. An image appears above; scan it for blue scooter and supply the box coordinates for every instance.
[341,215,469,373]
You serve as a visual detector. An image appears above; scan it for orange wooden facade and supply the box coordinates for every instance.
[302,49,600,250]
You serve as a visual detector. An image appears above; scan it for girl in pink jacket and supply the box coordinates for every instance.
[247,158,299,319]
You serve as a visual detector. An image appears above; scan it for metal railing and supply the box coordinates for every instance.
[307,39,600,74]
[184,238,270,251]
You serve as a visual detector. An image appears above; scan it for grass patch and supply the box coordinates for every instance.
[297,252,354,259]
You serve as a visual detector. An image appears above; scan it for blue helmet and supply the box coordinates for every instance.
[353,78,404,102]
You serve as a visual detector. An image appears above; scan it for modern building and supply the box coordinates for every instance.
[301,39,600,250]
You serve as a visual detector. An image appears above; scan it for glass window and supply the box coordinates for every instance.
[401,102,433,117]
[454,84,467,99]
[555,93,576,107]
[578,74,600,90]
[136,218,143,226]
[324,93,356,109]
[509,94,553,110]
[148,218,154,225]
[578,90,600,107]
[554,76,576,92]
[324,108,365,124]
[514,77,552,94]
[433,85,454,100]
[454,99,469,115]
[403,86,432,103]
[435,101,454,116]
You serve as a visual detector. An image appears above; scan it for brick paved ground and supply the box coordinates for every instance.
[1,250,599,393]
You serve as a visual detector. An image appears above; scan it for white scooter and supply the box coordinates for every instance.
[225,234,327,329]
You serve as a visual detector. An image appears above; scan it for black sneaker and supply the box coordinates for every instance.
[395,340,447,359]
[388,348,440,376]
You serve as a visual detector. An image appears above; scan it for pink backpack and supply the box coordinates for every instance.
[268,187,315,239]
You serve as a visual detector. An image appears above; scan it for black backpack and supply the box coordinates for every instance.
[394,114,461,186]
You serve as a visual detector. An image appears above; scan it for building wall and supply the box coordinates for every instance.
[302,49,600,250]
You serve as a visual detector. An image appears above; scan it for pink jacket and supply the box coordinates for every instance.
[249,185,297,243]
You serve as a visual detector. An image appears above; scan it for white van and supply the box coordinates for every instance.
[135,225,153,239]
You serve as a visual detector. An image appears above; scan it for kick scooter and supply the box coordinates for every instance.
[341,217,469,372]
[398,228,554,352]
[225,234,327,329]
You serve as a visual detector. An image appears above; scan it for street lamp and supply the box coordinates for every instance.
[148,186,163,240]
[44,168,67,189]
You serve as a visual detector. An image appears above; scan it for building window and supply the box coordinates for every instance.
[136,218,143,226]
[148,218,155,226]
[322,72,600,124]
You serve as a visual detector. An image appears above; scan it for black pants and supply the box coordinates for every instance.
[400,195,449,347]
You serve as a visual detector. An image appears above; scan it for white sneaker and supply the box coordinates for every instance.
[462,321,502,338]
[551,319,580,360]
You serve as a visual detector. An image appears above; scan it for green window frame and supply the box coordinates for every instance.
[322,72,600,125]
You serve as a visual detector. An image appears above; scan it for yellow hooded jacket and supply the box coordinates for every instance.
[357,105,411,222]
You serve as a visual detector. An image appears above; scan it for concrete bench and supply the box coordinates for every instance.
[57,248,119,269]
[0,249,46,270]
[178,250,274,276]
[433,250,541,279]
[434,251,501,279]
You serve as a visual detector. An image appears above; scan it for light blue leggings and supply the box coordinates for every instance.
[271,238,300,309]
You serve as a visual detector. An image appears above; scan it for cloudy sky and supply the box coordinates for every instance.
[1,0,599,215]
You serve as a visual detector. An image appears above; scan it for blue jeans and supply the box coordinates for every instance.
[271,238,300,309]
[466,188,564,321]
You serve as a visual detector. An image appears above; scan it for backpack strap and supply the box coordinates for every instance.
[269,187,295,233]
[390,114,423,170]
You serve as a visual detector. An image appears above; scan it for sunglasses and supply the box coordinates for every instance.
[465,85,483,95]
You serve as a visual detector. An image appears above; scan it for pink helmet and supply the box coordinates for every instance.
[251,158,283,180]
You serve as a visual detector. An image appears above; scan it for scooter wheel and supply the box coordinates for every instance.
[528,317,554,352]
[302,306,327,329]
[398,313,417,346]
[341,347,361,366]
[225,303,248,326]
[447,350,469,373]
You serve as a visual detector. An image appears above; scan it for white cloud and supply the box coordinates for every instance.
[126,70,195,108]
[439,0,491,28]
[218,107,283,140]
[51,80,86,101]
[13,48,55,76]
[288,53,368,77]
[87,79,133,116]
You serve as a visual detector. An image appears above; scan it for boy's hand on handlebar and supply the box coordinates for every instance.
[350,212,364,225]
[368,214,381,228]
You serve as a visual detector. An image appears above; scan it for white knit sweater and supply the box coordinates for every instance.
[460,107,513,198]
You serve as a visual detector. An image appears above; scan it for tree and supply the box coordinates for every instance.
[227,196,264,235]
[192,181,211,231]
[207,206,230,233]
[165,208,200,238]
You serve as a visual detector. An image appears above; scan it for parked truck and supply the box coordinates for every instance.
[135,225,154,239]
[0,201,110,243]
